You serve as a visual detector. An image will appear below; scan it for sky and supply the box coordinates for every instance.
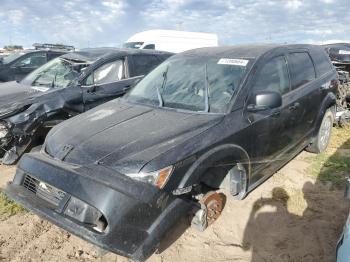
[0,0,349,49]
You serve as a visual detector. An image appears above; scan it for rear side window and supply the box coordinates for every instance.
[143,44,155,50]
[311,50,333,76]
[252,56,290,95]
[288,52,316,90]
[131,55,162,76]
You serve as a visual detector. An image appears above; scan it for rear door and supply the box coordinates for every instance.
[286,51,319,144]
[82,58,142,111]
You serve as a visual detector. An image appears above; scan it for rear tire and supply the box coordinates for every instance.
[306,109,334,154]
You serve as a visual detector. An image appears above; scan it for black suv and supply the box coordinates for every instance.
[7,44,337,261]
[0,44,74,82]
[0,48,172,164]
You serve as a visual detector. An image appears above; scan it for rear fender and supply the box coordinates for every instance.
[312,92,336,138]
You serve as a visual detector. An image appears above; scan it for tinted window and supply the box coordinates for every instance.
[288,52,315,90]
[311,49,333,76]
[143,44,155,50]
[123,42,143,49]
[132,55,161,76]
[85,60,124,85]
[2,52,25,64]
[47,52,64,60]
[15,52,47,67]
[252,56,290,95]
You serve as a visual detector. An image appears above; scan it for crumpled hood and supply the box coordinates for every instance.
[0,81,45,117]
[46,99,223,173]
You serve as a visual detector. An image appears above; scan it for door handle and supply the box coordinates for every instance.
[123,85,132,92]
[289,102,300,111]
[272,110,281,117]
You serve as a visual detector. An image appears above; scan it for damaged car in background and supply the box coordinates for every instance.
[6,44,337,261]
[323,43,350,125]
[0,43,74,82]
[0,48,172,164]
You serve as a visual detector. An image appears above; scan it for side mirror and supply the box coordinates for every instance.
[247,91,282,112]
[345,177,350,200]
[81,84,97,93]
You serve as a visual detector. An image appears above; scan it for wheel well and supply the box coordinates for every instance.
[200,165,233,190]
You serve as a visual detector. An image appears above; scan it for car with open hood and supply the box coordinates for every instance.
[6,44,337,261]
[0,48,172,164]
[323,43,350,125]
[0,44,74,82]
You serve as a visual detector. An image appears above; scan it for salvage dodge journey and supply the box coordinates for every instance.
[7,44,338,261]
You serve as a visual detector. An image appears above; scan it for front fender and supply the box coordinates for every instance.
[178,144,251,189]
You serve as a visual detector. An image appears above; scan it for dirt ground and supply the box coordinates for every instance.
[0,129,350,262]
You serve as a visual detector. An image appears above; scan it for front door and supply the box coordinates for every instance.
[243,55,297,184]
[82,59,142,111]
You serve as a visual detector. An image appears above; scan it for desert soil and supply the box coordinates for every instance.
[0,132,349,262]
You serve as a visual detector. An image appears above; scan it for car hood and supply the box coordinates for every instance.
[0,81,45,117]
[45,99,223,173]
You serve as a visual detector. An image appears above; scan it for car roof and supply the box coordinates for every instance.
[61,48,173,63]
[323,43,350,49]
[172,44,322,60]
[19,49,66,54]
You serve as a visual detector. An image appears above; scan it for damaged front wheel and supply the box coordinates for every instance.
[191,191,226,231]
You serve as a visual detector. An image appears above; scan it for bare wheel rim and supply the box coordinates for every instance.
[319,115,332,150]
[201,192,224,226]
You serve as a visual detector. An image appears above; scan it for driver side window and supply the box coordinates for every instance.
[252,56,290,95]
[85,60,124,85]
[15,53,47,68]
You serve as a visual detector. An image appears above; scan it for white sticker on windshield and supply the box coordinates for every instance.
[218,58,249,66]
[31,86,50,92]
[339,50,350,55]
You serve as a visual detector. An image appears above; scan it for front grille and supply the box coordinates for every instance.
[22,175,67,207]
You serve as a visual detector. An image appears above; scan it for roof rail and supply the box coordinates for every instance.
[32,43,75,51]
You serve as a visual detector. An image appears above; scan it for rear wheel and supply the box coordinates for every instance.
[306,109,334,153]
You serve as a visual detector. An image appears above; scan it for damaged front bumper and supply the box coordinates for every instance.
[5,153,192,261]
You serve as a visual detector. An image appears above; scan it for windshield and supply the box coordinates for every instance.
[123,42,144,49]
[127,57,250,113]
[21,57,87,89]
[2,52,25,64]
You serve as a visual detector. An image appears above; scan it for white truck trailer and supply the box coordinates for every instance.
[123,30,218,53]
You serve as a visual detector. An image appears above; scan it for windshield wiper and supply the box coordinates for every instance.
[204,64,210,112]
[156,66,168,107]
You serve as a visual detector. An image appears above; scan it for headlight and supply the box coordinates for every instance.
[125,166,173,189]
[0,123,9,138]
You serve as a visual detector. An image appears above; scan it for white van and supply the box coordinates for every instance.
[123,30,218,53]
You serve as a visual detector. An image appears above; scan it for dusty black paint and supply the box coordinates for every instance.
[7,44,337,261]
[0,48,172,164]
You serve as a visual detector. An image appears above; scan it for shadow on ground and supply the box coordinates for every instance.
[242,135,350,262]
